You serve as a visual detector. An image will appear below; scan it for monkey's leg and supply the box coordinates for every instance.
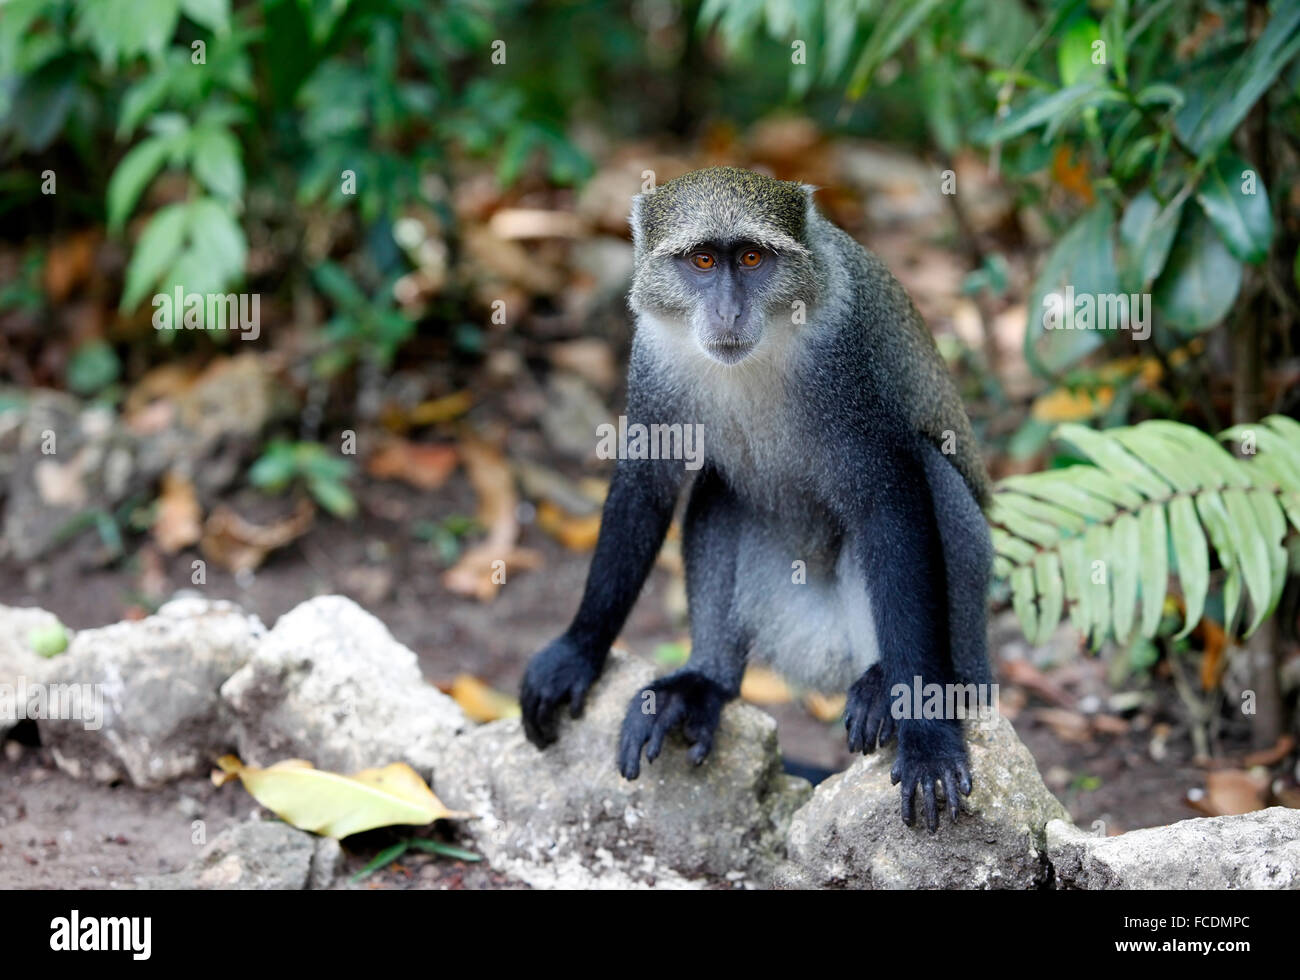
[618,468,747,779]
[521,455,681,748]
[920,442,993,690]
[841,441,972,832]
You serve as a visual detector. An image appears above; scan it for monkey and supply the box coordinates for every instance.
[520,166,993,833]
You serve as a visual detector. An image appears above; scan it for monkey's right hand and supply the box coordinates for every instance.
[520,636,603,748]
[617,671,728,780]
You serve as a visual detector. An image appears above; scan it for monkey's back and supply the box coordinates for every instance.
[819,219,991,508]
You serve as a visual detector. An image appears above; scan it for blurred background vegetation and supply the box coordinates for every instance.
[3,0,1300,827]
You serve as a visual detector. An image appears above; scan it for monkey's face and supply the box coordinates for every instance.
[668,240,785,364]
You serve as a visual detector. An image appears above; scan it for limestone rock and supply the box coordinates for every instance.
[39,598,263,786]
[220,595,468,778]
[1048,808,1300,889]
[778,714,1069,889]
[438,650,811,889]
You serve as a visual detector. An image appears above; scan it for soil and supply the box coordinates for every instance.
[0,471,1224,888]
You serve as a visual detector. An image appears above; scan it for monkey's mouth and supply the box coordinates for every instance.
[701,337,756,364]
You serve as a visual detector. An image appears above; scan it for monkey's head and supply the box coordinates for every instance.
[629,167,822,365]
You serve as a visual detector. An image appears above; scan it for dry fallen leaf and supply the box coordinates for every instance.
[1188,769,1269,817]
[442,440,542,601]
[367,439,458,490]
[536,499,602,551]
[1031,707,1092,743]
[448,674,520,723]
[740,665,793,705]
[199,497,314,574]
[214,755,467,839]
[152,470,202,553]
[803,691,847,722]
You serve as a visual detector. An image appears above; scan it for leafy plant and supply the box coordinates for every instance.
[248,439,356,518]
[993,415,1300,647]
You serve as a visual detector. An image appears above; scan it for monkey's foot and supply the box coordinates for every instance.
[844,663,897,754]
[520,636,602,748]
[617,671,728,780]
[890,718,973,833]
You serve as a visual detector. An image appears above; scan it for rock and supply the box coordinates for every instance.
[437,650,811,889]
[38,598,264,786]
[777,714,1068,889]
[138,818,316,890]
[310,837,344,890]
[220,595,468,777]
[1048,808,1300,889]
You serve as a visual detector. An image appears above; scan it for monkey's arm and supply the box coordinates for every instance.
[521,453,682,747]
[842,436,972,832]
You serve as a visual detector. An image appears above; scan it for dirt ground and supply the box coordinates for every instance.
[0,468,1226,890]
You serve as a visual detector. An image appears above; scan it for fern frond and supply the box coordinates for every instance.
[992,416,1300,647]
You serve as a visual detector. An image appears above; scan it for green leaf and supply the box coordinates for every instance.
[66,340,121,396]
[1109,510,1139,640]
[1195,154,1272,264]
[981,83,1125,144]
[184,197,247,283]
[1033,551,1064,643]
[1136,502,1167,637]
[1152,202,1243,333]
[1009,565,1038,642]
[107,136,170,232]
[120,203,189,310]
[1174,5,1300,156]
[1118,190,1182,292]
[308,478,357,519]
[180,0,230,33]
[352,842,409,881]
[407,839,482,862]
[1025,202,1120,375]
[1167,495,1208,639]
[190,125,244,201]
[74,0,180,66]
[1057,17,1103,87]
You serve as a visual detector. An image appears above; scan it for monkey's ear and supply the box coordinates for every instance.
[798,183,820,211]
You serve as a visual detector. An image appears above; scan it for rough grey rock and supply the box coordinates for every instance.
[777,714,1068,889]
[437,650,811,889]
[38,598,264,786]
[1048,808,1300,889]
[137,818,317,889]
[220,595,468,777]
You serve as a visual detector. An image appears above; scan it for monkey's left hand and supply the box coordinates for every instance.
[890,718,973,833]
[617,671,728,780]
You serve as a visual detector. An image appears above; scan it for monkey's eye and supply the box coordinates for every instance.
[739,249,763,268]
[690,252,716,270]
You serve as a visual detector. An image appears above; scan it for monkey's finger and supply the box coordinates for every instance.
[877,713,897,747]
[645,698,685,764]
[923,782,939,834]
[942,771,963,823]
[617,724,645,780]
[567,678,591,719]
[687,733,713,765]
[899,773,919,826]
[521,691,554,748]
[957,760,973,796]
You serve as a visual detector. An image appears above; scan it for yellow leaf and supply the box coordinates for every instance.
[1031,385,1114,423]
[450,674,520,723]
[214,755,467,839]
[740,665,792,705]
[803,691,847,722]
